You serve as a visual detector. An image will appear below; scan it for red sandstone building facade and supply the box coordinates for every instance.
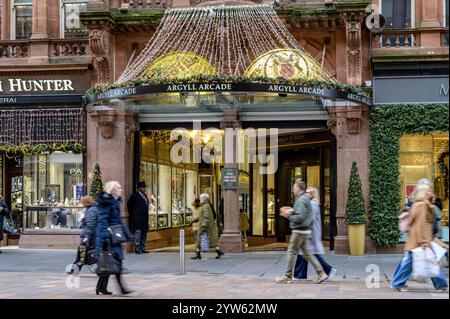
[1,0,448,253]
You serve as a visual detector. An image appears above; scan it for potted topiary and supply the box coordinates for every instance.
[345,162,368,256]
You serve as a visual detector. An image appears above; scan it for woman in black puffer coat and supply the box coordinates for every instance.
[95,181,133,295]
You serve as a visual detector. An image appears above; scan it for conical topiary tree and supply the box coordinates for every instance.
[345,162,367,225]
[90,163,103,200]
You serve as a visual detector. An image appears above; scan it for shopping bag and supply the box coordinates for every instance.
[431,240,447,264]
[200,232,210,252]
[411,246,440,280]
[2,215,15,234]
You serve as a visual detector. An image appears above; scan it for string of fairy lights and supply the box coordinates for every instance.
[0,108,85,147]
[117,4,334,84]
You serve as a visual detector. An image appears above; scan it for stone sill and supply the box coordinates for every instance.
[372,49,449,62]
[23,229,81,235]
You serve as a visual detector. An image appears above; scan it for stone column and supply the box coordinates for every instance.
[1,0,10,40]
[218,110,244,253]
[29,0,49,64]
[419,0,442,47]
[328,103,374,254]
[87,110,138,226]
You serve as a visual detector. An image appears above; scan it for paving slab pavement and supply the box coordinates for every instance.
[0,247,448,299]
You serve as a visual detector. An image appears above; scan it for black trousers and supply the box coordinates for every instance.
[96,257,125,293]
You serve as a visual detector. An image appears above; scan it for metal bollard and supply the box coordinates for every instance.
[179,229,186,275]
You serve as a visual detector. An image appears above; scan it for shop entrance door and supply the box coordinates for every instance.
[277,161,322,242]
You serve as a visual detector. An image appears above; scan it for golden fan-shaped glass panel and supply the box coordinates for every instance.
[141,51,217,80]
[244,49,323,80]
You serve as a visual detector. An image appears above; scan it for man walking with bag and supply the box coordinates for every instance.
[276,181,328,284]
[127,181,150,254]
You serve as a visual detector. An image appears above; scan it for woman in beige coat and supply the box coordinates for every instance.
[190,194,224,260]
[390,184,448,292]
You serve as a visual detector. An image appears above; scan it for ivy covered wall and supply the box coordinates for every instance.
[369,103,449,247]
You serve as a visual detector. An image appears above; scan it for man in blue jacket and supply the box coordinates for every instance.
[276,180,328,284]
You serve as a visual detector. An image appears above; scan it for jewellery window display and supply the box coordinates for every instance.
[140,136,198,230]
[171,167,185,227]
[22,152,85,230]
[267,173,276,236]
[140,161,158,229]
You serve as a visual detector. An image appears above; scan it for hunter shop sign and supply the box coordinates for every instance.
[86,82,373,107]
[0,78,83,105]
[0,79,75,93]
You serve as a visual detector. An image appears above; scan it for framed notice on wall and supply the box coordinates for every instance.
[221,168,238,189]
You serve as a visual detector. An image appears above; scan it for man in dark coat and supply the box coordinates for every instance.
[127,181,150,254]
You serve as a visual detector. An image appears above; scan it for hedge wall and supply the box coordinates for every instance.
[369,103,449,247]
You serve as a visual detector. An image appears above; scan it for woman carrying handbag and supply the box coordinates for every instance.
[0,198,13,253]
[95,181,133,295]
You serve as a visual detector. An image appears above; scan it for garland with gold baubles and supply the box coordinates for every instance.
[0,142,86,158]
[86,74,371,98]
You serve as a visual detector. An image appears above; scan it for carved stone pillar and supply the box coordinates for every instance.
[87,110,138,225]
[218,110,244,253]
[89,27,113,84]
[82,1,115,84]
[341,11,365,86]
[328,104,375,254]
[1,0,11,40]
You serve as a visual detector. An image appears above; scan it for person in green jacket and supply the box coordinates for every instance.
[190,193,224,260]
[276,180,328,284]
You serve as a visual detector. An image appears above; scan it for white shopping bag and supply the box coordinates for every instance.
[411,246,440,281]
[431,241,447,263]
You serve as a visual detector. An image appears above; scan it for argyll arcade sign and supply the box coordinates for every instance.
[86,82,373,107]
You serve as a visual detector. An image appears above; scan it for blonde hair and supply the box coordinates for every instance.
[414,184,431,202]
[307,187,320,204]
[103,181,121,195]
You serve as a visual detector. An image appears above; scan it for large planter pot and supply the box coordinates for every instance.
[348,224,365,256]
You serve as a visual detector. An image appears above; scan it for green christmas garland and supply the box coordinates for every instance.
[86,74,371,98]
[369,103,449,247]
[0,142,86,158]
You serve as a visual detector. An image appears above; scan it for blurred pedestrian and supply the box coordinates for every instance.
[390,184,448,292]
[96,181,133,295]
[191,198,202,238]
[293,187,337,281]
[191,194,224,260]
[0,198,11,253]
[240,210,249,240]
[74,196,99,271]
[127,181,150,254]
[276,181,328,284]
[432,195,443,240]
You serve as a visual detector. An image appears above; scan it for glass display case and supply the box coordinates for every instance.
[159,164,171,228]
[171,167,185,227]
[267,174,276,236]
[24,205,84,229]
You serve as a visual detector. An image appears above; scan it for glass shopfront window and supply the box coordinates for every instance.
[61,0,88,38]
[400,133,449,228]
[140,135,199,230]
[12,1,32,40]
[22,152,85,230]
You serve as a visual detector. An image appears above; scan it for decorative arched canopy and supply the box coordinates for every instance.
[85,4,371,108]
